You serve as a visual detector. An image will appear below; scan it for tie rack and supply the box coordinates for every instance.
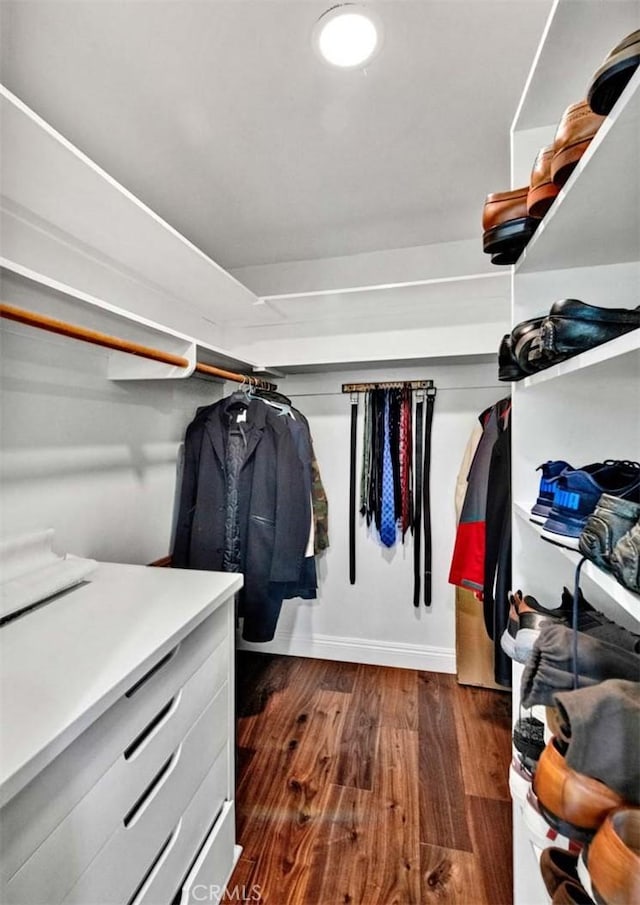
[342,380,434,393]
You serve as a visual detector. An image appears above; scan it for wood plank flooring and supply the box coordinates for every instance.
[228,654,512,905]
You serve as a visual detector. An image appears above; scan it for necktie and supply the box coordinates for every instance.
[399,388,413,538]
[380,391,396,547]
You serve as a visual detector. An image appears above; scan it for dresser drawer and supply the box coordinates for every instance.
[129,753,229,905]
[1,605,228,884]
[59,686,229,905]
[179,801,237,905]
[4,645,229,905]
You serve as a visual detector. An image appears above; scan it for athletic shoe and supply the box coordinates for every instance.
[541,462,640,549]
[531,460,572,524]
[513,715,545,772]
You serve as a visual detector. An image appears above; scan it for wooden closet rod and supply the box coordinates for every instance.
[342,380,434,392]
[0,302,276,389]
[0,302,189,366]
[195,362,276,390]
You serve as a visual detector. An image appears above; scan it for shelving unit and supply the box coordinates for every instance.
[522,329,640,387]
[508,3,640,904]
[514,503,639,617]
[516,66,640,274]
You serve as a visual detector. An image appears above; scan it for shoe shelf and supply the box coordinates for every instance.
[515,65,640,274]
[514,502,639,618]
[521,329,640,388]
[511,0,640,134]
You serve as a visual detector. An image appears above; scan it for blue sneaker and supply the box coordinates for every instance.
[530,460,572,524]
[541,461,640,549]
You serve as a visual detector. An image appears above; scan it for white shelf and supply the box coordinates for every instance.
[0,86,280,344]
[514,502,640,619]
[512,0,640,132]
[1,259,269,381]
[522,329,640,387]
[515,67,640,273]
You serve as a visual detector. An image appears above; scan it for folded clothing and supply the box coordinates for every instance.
[553,679,640,804]
[0,529,97,620]
[521,623,640,708]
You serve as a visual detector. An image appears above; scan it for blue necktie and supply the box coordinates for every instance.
[380,393,396,547]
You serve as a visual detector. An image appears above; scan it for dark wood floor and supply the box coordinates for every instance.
[227,654,512,905]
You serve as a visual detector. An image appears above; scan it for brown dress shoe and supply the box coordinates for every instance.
[482,187,529,231]
[528,145,559,217]
[551,101,606,187]
[540,847,581,896]
[586,807,640,905]
[552,880,595,904]
[482,187,539,265]
[533,738,629,842]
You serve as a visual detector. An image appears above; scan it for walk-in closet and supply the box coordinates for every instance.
[1,2,638,904]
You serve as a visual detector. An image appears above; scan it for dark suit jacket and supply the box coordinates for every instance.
[172,397,310,618]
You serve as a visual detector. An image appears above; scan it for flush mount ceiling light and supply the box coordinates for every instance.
[313,4,382,69]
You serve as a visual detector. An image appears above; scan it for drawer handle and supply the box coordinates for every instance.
[124,691,182,761]
[125,644,181,698]
[127,819,183,905]
[123,744,183,828]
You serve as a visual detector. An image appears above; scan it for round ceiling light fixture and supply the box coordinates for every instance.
[313,4,382,69]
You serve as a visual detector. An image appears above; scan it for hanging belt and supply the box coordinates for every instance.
[349,392,358,584]
[413,391,424,607]
[422,387,437,605]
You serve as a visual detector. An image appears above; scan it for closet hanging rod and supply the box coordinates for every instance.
[342,380,433,393]
[0,302,276,389]
[0,302,190,366]
[194,362,276,390]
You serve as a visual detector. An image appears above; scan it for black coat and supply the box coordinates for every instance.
[172,397,311,623]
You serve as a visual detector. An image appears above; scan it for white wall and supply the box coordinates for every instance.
[1,271,506,673]
[238,362,504,671]
[0,271,220,563]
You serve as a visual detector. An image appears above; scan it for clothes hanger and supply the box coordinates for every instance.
[254,388,292,406]
[227,375,252,411]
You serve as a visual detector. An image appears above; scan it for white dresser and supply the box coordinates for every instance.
[0,562,243,905]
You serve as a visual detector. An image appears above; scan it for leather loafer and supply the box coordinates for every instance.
[533,738,629,843]
[528,145,560,218]
[586,807,640,905]
[588,30,640,115]
[552,880,596,905]
[511,316,546,373]
[482,187,539,265]
[551,101,606,187]
[540,299,640,364]
[540,847,581,897]
[498,333,527,381]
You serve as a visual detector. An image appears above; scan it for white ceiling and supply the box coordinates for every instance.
[0,0,553,272]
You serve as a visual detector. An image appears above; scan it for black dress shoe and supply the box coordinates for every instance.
[588,29,640,115]
[540,299,640,364]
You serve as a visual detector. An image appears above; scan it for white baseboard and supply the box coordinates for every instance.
[236,630,456,673]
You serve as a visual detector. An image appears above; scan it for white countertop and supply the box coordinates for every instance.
[0,563,242,807]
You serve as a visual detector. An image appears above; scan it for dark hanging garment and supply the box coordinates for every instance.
[482,401,512,688]
[172,396,311,642]
[448,401,503,592]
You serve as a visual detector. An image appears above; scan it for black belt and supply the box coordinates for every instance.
[413,396,424,607]
[349,394,358,585]
[423,387,436,605]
